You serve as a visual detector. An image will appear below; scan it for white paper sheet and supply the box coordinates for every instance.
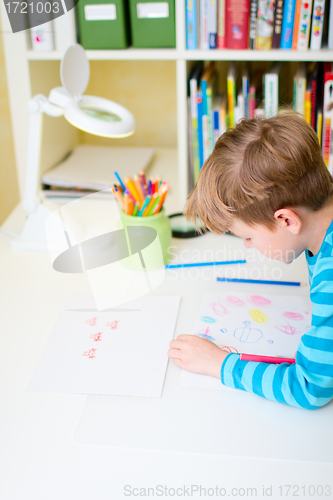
[179,291,312,390]
[26,295,180,398]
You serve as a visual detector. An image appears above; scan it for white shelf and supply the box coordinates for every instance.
[27,48,333,62]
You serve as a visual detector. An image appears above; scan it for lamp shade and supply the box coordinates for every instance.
[60,44,135,137]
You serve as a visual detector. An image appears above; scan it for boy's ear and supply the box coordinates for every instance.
[273,209,302,235]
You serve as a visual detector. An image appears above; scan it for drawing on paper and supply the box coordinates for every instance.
[226,295,246,307]
[106,320,119,330]
[196,326,215,341]
[234,321,263,343]
[90,332,103,342]
[201,316,217,323]
[220,328,227,333]
[275,323,302,335]
[248,295,271,306]
[209,303,230,316]
[83,348,97,359]
[218,345,239,353]
[85,317,98,326]
[249,309,269,324]
[283,312,304,321]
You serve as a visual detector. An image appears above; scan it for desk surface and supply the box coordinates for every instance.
[1,204,333,500]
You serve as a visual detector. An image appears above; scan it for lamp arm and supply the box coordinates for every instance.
[22,95,64,215]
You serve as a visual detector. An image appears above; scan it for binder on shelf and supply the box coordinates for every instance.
[77,0,129,49]
[129,0,176,47]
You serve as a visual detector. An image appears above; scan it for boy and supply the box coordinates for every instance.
[168,112,333,409]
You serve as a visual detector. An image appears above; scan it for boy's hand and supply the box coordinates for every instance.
[168,335,229,379]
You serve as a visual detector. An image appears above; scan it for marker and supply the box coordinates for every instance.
[240,354,296,364]
[216,277,306,286]
[166,259,247,269]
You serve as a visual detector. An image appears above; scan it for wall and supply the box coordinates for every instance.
[0,8,20,225]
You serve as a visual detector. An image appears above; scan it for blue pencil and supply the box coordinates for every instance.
[165,260,246,269]
[114,171,127,192]
[216,277,306,286]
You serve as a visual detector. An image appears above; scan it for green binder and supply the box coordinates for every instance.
[129,0,175,48]
[77,0,130,49]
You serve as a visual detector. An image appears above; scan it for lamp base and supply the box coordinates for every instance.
[11,200,58,252]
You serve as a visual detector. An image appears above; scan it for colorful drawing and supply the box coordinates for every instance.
[83,348,97,359]
[218,345,239,353]
[220,328,227,333]
[283,312,304,321]
[85,317,98,326]
[106,320,119,330]
[201,316,217,323]
[196,326,215,341]
[249,309,269,324]
[248,295,271,306]
[267,339,274,344]
[275,323,302,335]
[209,303,230,316]
[90,332,103,342]
[226,295,246,307]
[234,321,263,343]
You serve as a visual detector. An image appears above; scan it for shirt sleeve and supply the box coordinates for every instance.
[220,269,333,409]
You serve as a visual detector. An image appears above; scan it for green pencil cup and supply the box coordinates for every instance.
[117,208,172,270]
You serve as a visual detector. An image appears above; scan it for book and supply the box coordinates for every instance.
[225,0,251,49]
[54,9,77,51]
[217,0,226,47]
[219,94,228,134]
[212,95,222,143]
[209,0,218,47]
[291,0,302,49]
[200,0,210,48]
[272,0,285,47]
[256,0,276,50]
[280,0,297,48]
[329,0,333,48]
[249,0,258,48]
[307,62,321,131]
[295,0,314,49]
[189,62,204,183]
[187,96,195,191]
[227,62,239,128]
[321,62,333,173]
[186,0,198,48]
[293,62,306,116]
[197,92,204,170]
[264,62,283,118]
[310,0,326,49]
[242,65,250,118]
[200,62,215,160]
[249,70,264,118]
[42,146,155,192]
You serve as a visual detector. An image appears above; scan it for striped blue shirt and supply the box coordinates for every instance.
[221,219,333,409]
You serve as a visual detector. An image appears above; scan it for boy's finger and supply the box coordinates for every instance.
[168,348,182,359]
[177,334,191,340]
[169,339,183,349]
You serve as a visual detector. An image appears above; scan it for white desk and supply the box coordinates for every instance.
[1,205,333,500]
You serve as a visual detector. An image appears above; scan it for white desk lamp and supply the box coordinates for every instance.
[13,44,135,251]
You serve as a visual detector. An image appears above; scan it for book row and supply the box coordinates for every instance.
[187,61,333,190]
[186,0,333,50]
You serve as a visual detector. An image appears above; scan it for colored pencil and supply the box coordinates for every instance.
[112,187,125,210]
[134,175,145,204]
[147,180,152,195]
[166,260,247,269]
[125,176,141,203]
[138,195,151,216]
[153,187,168,214]
[216,277,306,286]
[139,170,147,187]
[147,195,160,216]
[132,201,140,216]
[143,193,158,216]
[240,354,296,364]
[114,171,127,192]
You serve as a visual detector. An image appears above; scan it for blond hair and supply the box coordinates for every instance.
[185,112,333,233]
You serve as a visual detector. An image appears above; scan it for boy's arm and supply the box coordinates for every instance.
[169,274,333,409]
[221,274,333,409]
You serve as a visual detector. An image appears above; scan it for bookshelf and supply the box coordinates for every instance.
[1,0,333,208]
